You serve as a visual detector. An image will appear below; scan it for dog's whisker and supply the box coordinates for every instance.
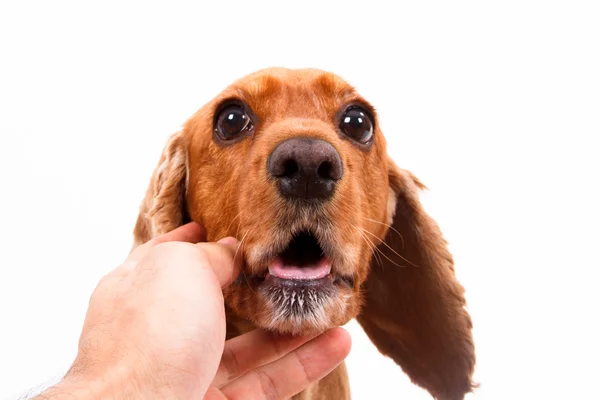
[360,227,420,268]
[236,229,257,295]
[355,226,406,268]
[351,224,383,269]
[227,210,244,238]
[359,229,384,269]
[233,229,249,266]
[352,225,380,267]
[362,216,405,250]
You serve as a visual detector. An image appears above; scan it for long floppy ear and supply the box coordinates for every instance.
[357,160,476,400]
[132,131,189,248]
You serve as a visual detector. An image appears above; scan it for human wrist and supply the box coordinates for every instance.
[32,364,164,400]
[31,378,97,400]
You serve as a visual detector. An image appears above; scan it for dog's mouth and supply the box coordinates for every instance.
[262,230,353,287]
[238,229,355,333]
[268,231,330,280]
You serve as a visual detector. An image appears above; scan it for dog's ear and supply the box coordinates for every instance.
[356,159,476,400]
[132,130,189,248]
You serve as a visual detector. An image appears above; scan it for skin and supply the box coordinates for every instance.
[132,68,476,399]
[135,68,393,335]
[33,222,351,400]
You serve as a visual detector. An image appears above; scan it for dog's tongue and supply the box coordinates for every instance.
[268,257,331,280]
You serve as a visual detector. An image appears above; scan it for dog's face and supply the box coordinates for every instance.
[133,67,476,399]
[184,68,391,334]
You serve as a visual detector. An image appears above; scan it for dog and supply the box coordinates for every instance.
[131,67,476,399]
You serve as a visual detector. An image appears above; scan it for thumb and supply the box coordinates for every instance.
[196,237,243,288]
[127,222,206,264]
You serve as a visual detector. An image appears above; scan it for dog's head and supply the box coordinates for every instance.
[133,68,476,399]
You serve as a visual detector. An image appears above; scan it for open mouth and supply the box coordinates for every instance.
[262,231,353,288]
[268,231,331,281]
[245,229,355,332]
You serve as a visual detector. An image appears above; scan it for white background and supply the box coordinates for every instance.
[1,1,599,399]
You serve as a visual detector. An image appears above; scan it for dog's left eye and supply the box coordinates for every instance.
[215,105,252,139]
[340,107,374,144]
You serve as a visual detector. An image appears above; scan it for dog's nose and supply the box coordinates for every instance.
[268,138,343,200]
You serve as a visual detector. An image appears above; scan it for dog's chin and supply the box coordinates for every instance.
[257,274,351,334]
[242,230,356,334]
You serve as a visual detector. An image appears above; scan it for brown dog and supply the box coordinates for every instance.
[132,67,476,399]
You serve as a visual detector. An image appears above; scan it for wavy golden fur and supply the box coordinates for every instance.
[132,67,476,399]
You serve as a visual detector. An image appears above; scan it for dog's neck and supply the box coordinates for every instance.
[225,306,257,339]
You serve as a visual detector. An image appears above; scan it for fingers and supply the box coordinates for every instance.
[129,235,243,288]
[195,237,243,288]
[213,330,319,388]
[116,221,242,287]
[220,328,352,400]
[148,221,207,246]
[127,222,207,264]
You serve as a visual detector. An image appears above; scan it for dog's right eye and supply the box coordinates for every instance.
[215,105,252,140]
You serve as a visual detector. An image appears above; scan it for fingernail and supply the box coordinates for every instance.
[217,236,239,248]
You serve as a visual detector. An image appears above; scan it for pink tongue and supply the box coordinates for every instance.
[268,257,331,280]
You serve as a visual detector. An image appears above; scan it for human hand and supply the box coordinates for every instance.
[36,222,351,399]
[203,325,350,399]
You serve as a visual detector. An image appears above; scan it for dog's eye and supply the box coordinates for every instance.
[340,108,374,144]
[215,105,252,139]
